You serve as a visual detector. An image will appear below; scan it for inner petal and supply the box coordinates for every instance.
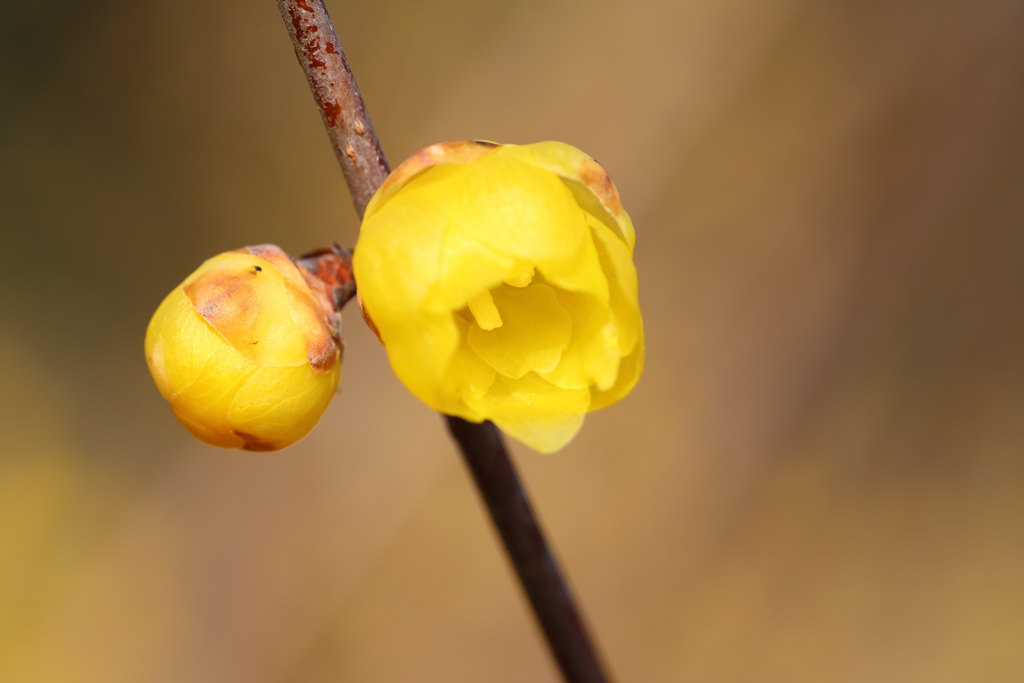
[467,282,572,379]
[444,316,497,409]
[540,288,620,392]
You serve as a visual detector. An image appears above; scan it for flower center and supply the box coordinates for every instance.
[466,282,572,379]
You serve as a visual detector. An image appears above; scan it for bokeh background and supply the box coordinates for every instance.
[3,0,1024,681]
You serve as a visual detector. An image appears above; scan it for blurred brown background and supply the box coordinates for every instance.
[3,0,1024,681]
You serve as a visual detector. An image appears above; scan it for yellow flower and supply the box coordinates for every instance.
[145,244,342,451]
[354,141,644,453]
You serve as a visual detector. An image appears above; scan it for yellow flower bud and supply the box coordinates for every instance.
[354,141,644,453]
[145,244,342,451]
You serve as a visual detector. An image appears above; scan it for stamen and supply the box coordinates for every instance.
[503,263,535,288]
[467,289,503,330]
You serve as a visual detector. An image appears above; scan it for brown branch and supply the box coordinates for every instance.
[275,3,612,681]
[446,417,612,683]
[276,0,389,217]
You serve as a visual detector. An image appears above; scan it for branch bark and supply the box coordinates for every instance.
[275,3,612,681]
[276,0,389,217]
[446,417,612,683]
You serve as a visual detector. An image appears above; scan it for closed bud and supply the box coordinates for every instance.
[145,244,342,451]
[354,141,644,453]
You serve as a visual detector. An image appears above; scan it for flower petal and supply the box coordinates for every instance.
[541,289,620,392]
[182,252,309,368]
[443,316,497,411]
[587,211,642,357]
[357,164,516,318]
[145,288,219,400]
[502,141,636,250]
[451,151,587,263]
[168,342,259,444]
[536,217,609,304]
[228,362,339,451]
[355,168,451,320]
[363,141,498,222]
[383,311,462,415]
[466,372,590,454]
[589,331,645,411]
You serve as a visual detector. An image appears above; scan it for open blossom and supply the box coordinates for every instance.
[145,244,341,451]
[354,141,644,453]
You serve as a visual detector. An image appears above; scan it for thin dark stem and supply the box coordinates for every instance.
[276,0,389,218]
[276,3,612,682]
[446,417,612,683]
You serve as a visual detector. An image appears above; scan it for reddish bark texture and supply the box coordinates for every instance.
[276,0,390,217]
[296,245,357,314]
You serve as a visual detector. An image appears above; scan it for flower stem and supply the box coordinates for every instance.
[446,417,612,683]
[275,2,612,681]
